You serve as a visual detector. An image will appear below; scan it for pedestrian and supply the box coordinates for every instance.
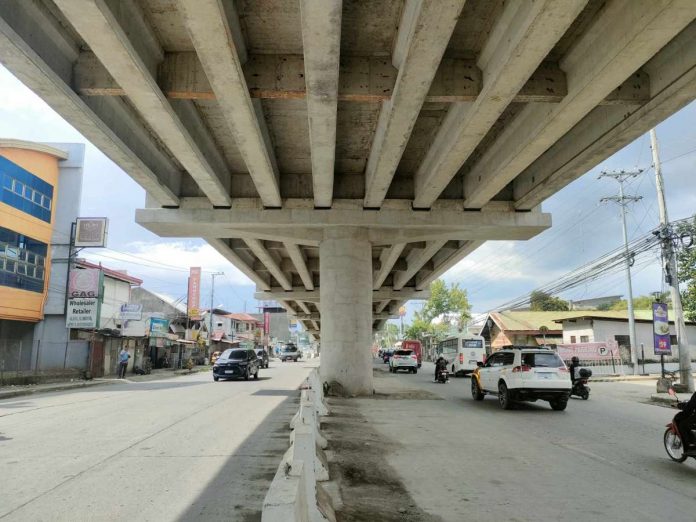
[118,347,130,379]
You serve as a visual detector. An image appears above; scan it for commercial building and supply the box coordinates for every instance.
[0,140,86,375]
[479,311,580,351]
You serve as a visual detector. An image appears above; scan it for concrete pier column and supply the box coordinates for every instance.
[319,227,373,396]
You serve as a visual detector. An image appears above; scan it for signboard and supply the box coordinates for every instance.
[69,268,100,298]
[187,267,202,320]
[148,317,170,338]
[74,217,108,247]
[264,312,270,335]
[557,341,619,361]
[66,298,99,328]
[653,302,672,356]
[289,319,298,332]
[119,303,143,320]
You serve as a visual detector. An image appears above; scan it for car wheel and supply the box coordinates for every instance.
[244,369,250,381]
[451,365,456,376]
[471,379,485,401]
[581,390,589,400]
[498,382,513,410]
[550,397,568,411]
[254,369,259,380]
[213,376,219,382]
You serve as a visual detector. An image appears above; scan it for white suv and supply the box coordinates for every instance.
[471,347,571,410]
[389,349,418,374]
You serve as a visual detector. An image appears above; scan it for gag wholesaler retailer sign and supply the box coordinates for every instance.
[66,298,99,328]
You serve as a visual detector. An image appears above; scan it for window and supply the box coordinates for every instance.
[501,353,516,366]
[0,156,54,223]
[670,335,678,346]
[570,336,577,344]
[580,335,589,343]
[615,335,631,348]
[0,226,47,293]
[522,352,564,368]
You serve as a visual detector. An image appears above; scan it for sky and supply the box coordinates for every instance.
[1,65,695,322]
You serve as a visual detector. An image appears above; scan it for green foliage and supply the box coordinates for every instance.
[529,291,570,311]
[404,280,472,343]
[378,323,401,348]
[609,293,670,311]
[677,219,696,322]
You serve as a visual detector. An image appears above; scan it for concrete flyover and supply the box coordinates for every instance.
[1,0,695,395]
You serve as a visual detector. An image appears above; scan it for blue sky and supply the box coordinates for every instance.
[1,65,695,319]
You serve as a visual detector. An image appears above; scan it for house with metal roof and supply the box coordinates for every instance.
[479,310,584,351]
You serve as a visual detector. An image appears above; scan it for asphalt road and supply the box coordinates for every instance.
[360,360,696,521]
[0,360,315,521]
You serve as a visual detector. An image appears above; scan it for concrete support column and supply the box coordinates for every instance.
[319,227,373,396]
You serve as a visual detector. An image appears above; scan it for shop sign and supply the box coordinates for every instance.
[119,303,143,320]
[188,267,202,320]
[69,268,101,298]
[74,217,108,247]
[66,298,99,328]
[653,302,672,356]
[556,341,619,361]
[148,317,170,338]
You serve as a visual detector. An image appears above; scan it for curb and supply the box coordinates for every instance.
[650,394,679,405]
[0,379,117,401]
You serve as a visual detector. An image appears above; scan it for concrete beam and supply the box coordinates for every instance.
[296,301,312,315]
[178,0,281,208]
[373,243,406,290]
[206,238,270,291]
[412,0,585,209]
[462,0,696,209]
[244,239,292,291]
[297,312,393,321]
[136,199,551,245]
[299,0,341,208]
[254,287,431,304]
[0,3,180,206]
[513,19,696,209]
[52,0,232,207]
[393,241,447,290]
[253,257,319,274]
[363,0,465,208]
[415,240,484,290]
[285,243,315,290]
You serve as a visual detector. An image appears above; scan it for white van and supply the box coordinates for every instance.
[437,334,487,376]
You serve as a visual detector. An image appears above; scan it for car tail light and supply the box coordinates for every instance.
[558,367,569,373]
[459,353,464,364]
[512,365,532,373]
[410,354,417,359]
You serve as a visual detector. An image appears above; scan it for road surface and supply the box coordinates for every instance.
[0,361,315,521]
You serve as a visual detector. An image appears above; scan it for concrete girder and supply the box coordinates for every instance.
[393,240,447,290]
[178,0,282,208]
[415,240,485,290]
[373,243,406,290]
[206,238,270,291]
[52,0,233,207]
[363,0,465,209]
[513,19,696,209]
[284,243,315,290]
[412,0,586,209]
[253,256,405,275]
[0,3,180,206]
[254,287,431,304]
[244,239,292,291]
[462,0,696,209]
[296,312,393,321]
[299,0,342,208]
[296,301,312,315]
[135,199,551,245]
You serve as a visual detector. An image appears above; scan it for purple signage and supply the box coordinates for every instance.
[652,302,672,356]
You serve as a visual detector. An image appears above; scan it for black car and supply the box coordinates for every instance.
[255,348,269,369]
[280,343,301,362]
[213,348,260,381]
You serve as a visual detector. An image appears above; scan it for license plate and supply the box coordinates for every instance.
[469,360,477,364]
[225,370,234,374]
[537,372,553,379]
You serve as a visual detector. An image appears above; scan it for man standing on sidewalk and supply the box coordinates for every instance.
[118,348,130,379]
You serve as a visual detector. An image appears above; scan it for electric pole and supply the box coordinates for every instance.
[208,271,224,354]
[650,129,693,392]
[600,169,643,375]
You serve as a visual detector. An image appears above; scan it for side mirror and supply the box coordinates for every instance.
[476,361,484,368]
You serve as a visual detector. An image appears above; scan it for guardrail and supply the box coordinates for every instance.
[262,369,334,522]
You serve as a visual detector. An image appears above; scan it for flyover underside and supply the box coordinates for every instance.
[2,0,695,394]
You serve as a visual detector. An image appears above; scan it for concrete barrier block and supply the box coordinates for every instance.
[262,461,308,522]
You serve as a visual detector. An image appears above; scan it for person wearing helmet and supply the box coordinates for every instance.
[568,356,580,384]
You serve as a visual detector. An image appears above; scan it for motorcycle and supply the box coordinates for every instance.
[664,387,696,463]
[436,366,449,383]
[570,368,591,400]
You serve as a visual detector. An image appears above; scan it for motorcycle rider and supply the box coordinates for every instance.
[568,356,580,384]
[677,390,696,448]
[434,355,448,381]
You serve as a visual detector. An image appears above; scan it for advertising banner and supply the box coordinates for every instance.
[264,312,270,335]
[148,317,170,338]
[69,268,100,298]
[74,217,108,247]
[66,298,99,328]
[556,341,620,361]
[188,267,202,320]
[119,303,143,320]
[653,302,672,356]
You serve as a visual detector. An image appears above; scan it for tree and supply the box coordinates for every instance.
[609,293,670,311]
[677,219,696,322]
[405,280,472,342]
[378,323,400,348]
[529,291,569,311]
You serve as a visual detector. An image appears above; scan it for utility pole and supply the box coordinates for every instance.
[600,169,643,375]
[208,272,224,354]
[650,129,693,392]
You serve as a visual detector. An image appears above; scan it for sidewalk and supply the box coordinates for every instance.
[0,366,211,401]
